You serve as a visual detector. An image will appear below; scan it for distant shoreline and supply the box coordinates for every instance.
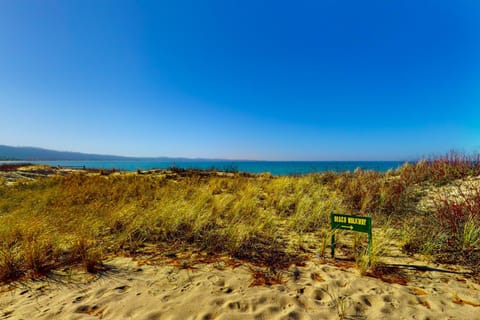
[0,159,408,175]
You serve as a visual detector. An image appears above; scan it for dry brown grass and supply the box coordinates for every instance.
[0,171,331,283]
[1,154,479,284]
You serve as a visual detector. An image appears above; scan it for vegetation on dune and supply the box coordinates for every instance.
[328,153,480,274]
[0,152,479,284]
[0,171,338,283]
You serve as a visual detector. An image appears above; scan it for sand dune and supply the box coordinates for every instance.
[1,165,479,319]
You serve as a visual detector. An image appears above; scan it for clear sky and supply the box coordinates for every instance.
[0,0,479,160]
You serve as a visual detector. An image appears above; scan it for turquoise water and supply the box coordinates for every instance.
[4,160,408,176]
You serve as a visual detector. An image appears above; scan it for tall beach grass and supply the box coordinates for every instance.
[0,153,479,283]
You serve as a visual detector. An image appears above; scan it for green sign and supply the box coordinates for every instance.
[330,213,372,260]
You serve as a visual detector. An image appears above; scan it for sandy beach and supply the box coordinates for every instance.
[1,243,479,320]
[1,164,479,319]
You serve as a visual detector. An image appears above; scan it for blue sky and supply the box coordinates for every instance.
[0,0,479,160]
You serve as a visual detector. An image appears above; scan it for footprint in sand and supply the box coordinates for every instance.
[359,295,372,307]
[353,301,366,315]
[199,312,214,320]
[114,284,130,293]
[74,303,103,317]
[310,288,326,301]
[144,311,162,320]
[222,287,233,294]
[226,300,251,312]
[72,295,86,303]
[380,304,394,314]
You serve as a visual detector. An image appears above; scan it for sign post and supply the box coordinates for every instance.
[330,213,372,262]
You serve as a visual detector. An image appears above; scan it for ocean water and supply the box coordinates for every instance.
[6,160,408,176]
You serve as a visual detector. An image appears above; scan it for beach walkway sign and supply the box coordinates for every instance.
[330,213,372,259]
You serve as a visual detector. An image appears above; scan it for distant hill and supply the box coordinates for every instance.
[0,145,198,161]
[0,145,133,161]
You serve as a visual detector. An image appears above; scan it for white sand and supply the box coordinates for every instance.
[1,252,479,320]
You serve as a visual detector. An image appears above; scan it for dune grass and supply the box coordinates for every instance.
[0,153,479,284]
[0,171,337,282]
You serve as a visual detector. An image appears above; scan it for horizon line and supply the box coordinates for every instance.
[1,144,419,162]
